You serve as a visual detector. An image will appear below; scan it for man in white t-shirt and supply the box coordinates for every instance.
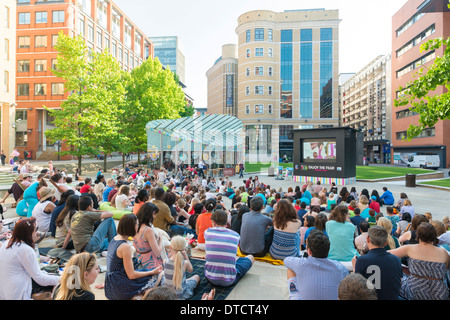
[198,160,205,178]
[158,169,166,183]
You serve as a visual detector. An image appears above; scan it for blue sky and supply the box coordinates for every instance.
[114,0,406,109]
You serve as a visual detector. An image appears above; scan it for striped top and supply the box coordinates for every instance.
[204,227,240,286]
[269,229,301,260]
[163,257,187,297]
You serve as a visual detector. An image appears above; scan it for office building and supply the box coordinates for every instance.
[391,0,450,167]
[150,36,186,84]
[16,0,153,160]
[341,54,392,163]
[235,9,340,163]
[0,0,16,159]
[206,44,238,117]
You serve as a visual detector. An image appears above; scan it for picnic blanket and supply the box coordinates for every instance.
[237,247,284,266]
[186,258,237,301]
[38,247,75,262]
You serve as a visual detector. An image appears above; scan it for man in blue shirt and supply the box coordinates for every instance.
[353,226,402,300]
[379,187,395,205]
[284,229,349,300]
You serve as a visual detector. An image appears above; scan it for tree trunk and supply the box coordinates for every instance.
[78,156,82,176]
[104,155,107,173]
[122,153,125,168]
[137,150,141,165]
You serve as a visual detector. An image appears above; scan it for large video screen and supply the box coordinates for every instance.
[302,139,337,162]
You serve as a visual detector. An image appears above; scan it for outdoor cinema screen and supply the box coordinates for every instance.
[302,139,337,162]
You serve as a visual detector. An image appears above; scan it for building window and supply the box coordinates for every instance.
[255,104,264,114]
[35,35,47,48]
[301,29,313,42]
[246,68,250,76]
[245,86,250,96]
[396,127,435,140]
[17,83,30,96]
[268,67,273,76]
[320,39,333,119]
[245,105,250,114]
[255,85,264,95]
[97,31,102,48]
[255,66,264,76]
[396,12,424,37]
[4,38,9,60]
[18,60,30,72]
[268,104,273,114]
[246,30,251,43]
[88,25,94,43]
[18,36,30,48]
[18,12,30,25]
[52,83,64,95]
[51,59,58,71]
[35,11,47,24]
[79,18,85,37]
[5,6,10,28]
[52,10,65,23]
[35,59,47,72]
[396,24,435,58]
[320,28,333,41]
[15,132,27,147]
[255,48,263,57]
[52,34,59,47]
[268,86,273,95]
[281,29,293,43]
[268,48,273,58]
[268,29,273,42]
[396,108,420,119]
[255,28,264,41]
[300,41,313,119]
[246,49,250,58]
[34,83,47,96]
[397,51,435,78]
[4,71,9,93]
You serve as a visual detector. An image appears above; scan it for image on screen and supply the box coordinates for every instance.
[302,140,336,162]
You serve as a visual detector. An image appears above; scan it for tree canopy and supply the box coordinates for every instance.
[394,37,450,141]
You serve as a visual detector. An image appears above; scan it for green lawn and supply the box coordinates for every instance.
[356,166,434,180]
[245,162,293,173]
[420,178,450,188]
[245,162,435,180]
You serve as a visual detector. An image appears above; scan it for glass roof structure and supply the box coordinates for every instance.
[146,114,245,168]
[146,114,244,149]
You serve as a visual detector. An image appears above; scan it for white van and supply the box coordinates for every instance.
[407,155,440,169]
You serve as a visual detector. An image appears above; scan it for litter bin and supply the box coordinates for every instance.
[405,174,416,188]
[268,166,275,177]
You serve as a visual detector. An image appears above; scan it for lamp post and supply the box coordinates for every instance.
[56,140,61,161]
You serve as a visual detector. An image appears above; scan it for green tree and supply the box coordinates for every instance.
[394,37,450,140]
[122,57,186,164]
[45,31,126,174]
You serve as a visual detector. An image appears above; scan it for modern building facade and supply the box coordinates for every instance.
[150,36,186,84]
[206,44,238,117]
[391,0,450,168]
[341,54,392,164]
[16,0,154,160]
[0,0,16,159]
[235,9,340,163]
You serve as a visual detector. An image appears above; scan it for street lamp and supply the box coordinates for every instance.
[56,140,61,161]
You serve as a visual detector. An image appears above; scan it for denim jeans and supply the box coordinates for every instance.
[170,224,197,239]
[85,217,117,253]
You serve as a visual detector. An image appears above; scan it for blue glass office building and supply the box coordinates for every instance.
[236,9,340,164]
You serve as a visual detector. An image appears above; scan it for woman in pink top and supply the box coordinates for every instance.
[133,203,165,269]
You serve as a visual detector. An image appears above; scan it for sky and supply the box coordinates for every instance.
[114,0,407,109]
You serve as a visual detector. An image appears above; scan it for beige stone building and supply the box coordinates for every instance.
[206,44,238,117]
[234,9,340,163]
[341,54,392,163]
[0,0,16,161]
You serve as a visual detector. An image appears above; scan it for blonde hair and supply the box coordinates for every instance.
[424,212,432,221]
[170,236,187,291]
[55,252,96,300]
[377,217,395,250]
[403,199,412,206]
[359,195,369,205]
